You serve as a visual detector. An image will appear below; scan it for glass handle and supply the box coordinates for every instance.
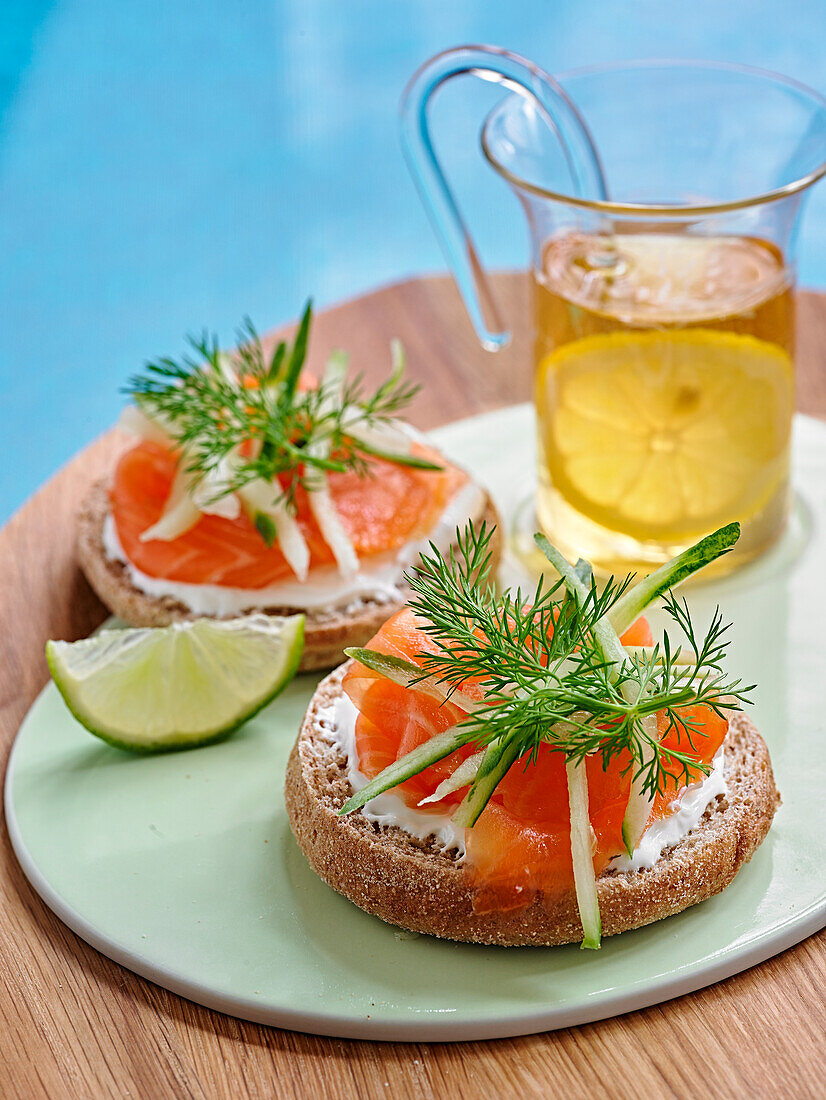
[400,45,607,351]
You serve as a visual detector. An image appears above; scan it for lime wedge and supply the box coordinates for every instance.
[46,614,304,752]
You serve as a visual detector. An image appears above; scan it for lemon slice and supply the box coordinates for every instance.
[47,614,304,752]
[537,329,793,541]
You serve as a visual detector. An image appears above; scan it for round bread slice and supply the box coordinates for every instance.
[286,663,781,946]
[76,480,502,672]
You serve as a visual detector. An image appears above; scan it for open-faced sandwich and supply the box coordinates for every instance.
[286,521,779,947]
[78,306,500,670]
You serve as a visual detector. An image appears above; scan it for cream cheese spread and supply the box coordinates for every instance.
[327,695,728,872]
[322,694,467,857]
[102,479,486,617]
[608,746,727,872]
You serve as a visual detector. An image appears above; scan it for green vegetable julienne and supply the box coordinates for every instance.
[340,520,750,831]
[125,302,441,522]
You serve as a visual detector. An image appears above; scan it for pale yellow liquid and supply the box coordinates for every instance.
[534,232,795,575]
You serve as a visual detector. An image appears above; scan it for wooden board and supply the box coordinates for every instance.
[1,274,824,1099]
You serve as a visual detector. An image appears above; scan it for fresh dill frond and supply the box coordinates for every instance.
[365,521,751,810]
[124,302,438,514]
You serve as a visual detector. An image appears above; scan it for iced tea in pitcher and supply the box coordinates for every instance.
[402,51,826,575]
[533,231,794,572]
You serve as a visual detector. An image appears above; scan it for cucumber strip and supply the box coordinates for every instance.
[418,752,483,805]
[341,411,413,457]
[322,348,350,391]
[139,463,201,542]
[307,477,359,577]
[338,723,476,815]
[566,758,601,950]
[574,558,594,585]
[389,336,405,379]
[118,403,176,447]
[344,648,482,714]
[608,522,740,635]
[535,536,629,670]
[239,480,310,580]
[535,534,659,857]
[340,341,442,471]
[304,353,361,578]
[452,734,523,828]
[345,646,519,824]
[621,773,655,857]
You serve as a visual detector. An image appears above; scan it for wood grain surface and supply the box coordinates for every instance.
[1,274,824,1100]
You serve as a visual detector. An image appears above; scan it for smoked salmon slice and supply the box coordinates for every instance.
[342,608,728,913]
[110,440,467,587]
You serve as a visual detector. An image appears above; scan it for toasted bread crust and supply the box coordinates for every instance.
[285,664,781,946]
[76,480,501,672]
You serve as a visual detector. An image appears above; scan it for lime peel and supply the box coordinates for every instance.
[46,613,304,753]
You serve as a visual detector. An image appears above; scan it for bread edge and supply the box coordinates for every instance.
[285,663,781,946]
[76,479,502,672]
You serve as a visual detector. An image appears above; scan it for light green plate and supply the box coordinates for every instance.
[6,406,826,1041]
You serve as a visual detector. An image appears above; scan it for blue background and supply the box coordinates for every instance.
[3,0,826,521]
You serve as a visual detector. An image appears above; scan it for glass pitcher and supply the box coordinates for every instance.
[401,48,826,576]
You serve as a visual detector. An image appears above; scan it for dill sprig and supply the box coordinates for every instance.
[124,302,437,513]
[343,522,752,820]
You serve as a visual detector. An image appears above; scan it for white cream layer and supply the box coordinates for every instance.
[609,746,727,872]
[102,480,486,617]
[328,695,728,872]
[324,695,467,858]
